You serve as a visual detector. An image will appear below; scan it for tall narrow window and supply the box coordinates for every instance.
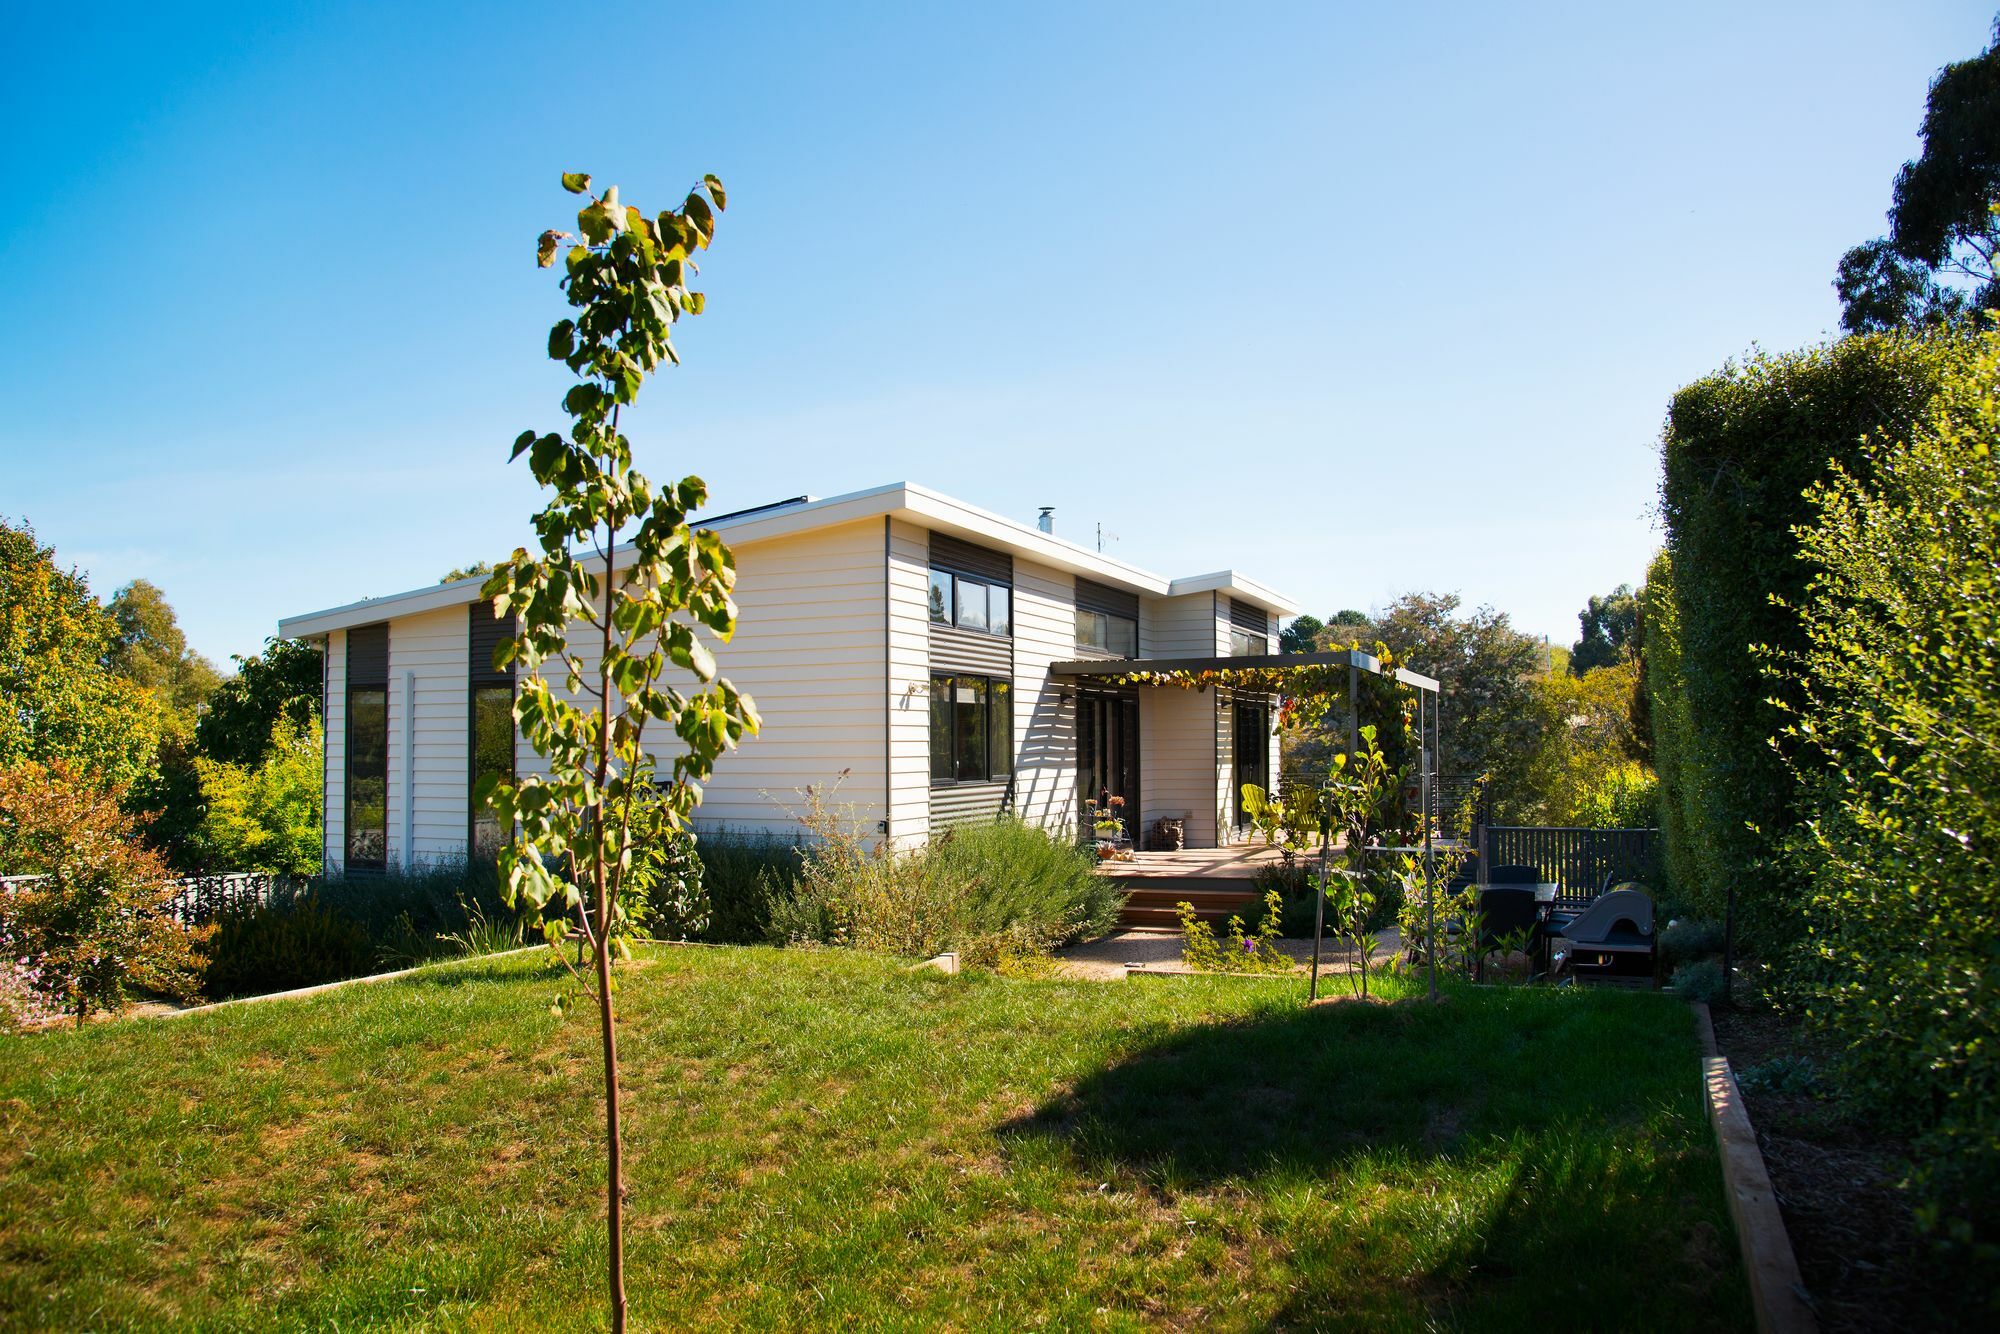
[469,604,516,859]
[346,624,389,867]
[346,687,387,865]
[989,679,1013,778]
[470,687,513,857]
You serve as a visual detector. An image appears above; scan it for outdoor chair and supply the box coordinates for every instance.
[1550,886,1655,982]
[1474,885,1541,981]
[1487,864,1542,886]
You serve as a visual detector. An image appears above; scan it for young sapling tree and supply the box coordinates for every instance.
[480,170,759,1333]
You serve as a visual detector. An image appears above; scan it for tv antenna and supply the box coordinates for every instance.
[1096,522,1120,553]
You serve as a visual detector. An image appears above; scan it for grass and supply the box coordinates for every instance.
[0,949,1749,1331]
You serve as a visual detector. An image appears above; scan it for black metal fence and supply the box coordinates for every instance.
[3,871,281,926]
[1480,826,1659,897]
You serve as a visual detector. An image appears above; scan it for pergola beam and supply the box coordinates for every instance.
[1048,649,1439,693]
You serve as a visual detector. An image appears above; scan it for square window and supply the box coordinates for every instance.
[989,585,1011,637]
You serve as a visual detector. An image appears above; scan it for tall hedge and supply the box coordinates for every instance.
[1773,328,2000,1271]
[1655,334,1968,950]
[1639,552,1704,914]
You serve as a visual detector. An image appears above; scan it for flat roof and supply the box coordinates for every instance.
[277,480,1301,639]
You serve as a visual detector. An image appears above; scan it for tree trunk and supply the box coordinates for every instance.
[595,933,627,1332]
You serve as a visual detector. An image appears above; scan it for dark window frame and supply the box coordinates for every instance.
[345,683,388,869]
[927,567,1013,638]
[928,672,1014,785]
[468,606,517,860]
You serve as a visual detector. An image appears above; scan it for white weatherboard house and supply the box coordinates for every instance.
[278,482,1298,874]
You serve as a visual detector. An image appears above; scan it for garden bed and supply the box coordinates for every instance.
[1,947,1749,1329]
[1709,1007,1928,1333]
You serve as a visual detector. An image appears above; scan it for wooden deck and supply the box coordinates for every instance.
[1097,843,1294,927]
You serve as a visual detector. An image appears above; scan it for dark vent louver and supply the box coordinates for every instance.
[347,623,389,686]
[468,603,516,685]
[1228,598,1271,636]
[929,533,1012,584]
[1075,578,1139,621]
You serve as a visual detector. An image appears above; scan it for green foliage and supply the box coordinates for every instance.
[1519,662,1652,826]
[105,578,221,727]
[196,861,525,997]
[1769,327,2000,1269]
[479,169,757,1329]
[1369,592,1543,819]
[0,520,162,794]
[1836,25,2000,332]
[1175,889,1292,973]
[201,897,375,999]
[778,787,1112,961]
[0,760,207,1021]
[1656,918,1725,971]
[482,171,757,962]
[439,561,496,584]
[191,714,323,877]
[691,830,801,944]
[1570,584,1640,675]
[1668,959,1726,1004]
[1278,613,1324,654]
[195,636,324,769]
[1655,333,1967,943]
[622,785,708,941]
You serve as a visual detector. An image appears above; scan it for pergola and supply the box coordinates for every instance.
[1049,649,1446,1002]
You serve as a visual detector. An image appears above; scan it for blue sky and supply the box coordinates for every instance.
[3,1,1991,666]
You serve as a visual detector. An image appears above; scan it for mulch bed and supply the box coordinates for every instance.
[1709,1006,1932,1333]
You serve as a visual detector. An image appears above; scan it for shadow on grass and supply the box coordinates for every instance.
[398,951,569,991]
[998,989,1747,1329]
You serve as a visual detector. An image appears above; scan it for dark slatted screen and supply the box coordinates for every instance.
[468,604,516,685]
[929,532,1012,584]
[1228,597,1271,636]
[1076,577,1139,621]
[347,623,389,686]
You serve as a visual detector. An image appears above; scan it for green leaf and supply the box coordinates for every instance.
[548,320,576,360]
[684,194,714,247]
[536,229,561,268]
[703,174,727,211]
[561,171,592,195]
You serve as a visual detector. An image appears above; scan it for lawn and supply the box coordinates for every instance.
[0,947,1748,1331]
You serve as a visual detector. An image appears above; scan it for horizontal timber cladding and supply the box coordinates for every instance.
[347,623,389,687]
[928,532,1013,583]
[929,623,1012,675]
[468,602,515,684]
[1228,597,1271,636]
[931,779,1010,828]
[1076,577,1140,621]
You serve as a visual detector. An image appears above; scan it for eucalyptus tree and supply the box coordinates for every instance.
[480,171,759,1333]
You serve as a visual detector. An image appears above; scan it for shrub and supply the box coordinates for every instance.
[1176,890,1292,973]
[0,760,207,1022]
[196,860,530,997]
[925,817,1120,944]
[775,783,1117,962]
[693,830,800,944]
[201,898,375,998]
[1772,326,2000,1267]
[1669,958,1726,1004]
[620,786,708,941]
[1657,918,1725,970]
